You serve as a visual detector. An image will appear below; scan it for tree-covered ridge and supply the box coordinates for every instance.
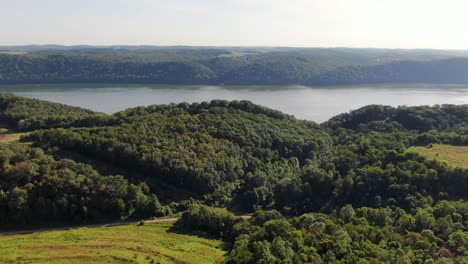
[23,101,468,213]
[2,47,468,85]
[325,104,468,133]
[25,100,331,206]
[315,58,468,85]
[115,99,294,121]
[0,93,114,131]
[0,143,168,226]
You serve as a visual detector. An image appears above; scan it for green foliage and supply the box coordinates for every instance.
[325,104,468,133]
[0,94,466,261]
[24,100,331,207]
[177,204,238,238]
[0,143,166,226]
[226,206,468,263]
[2,48,468,85]
[0,93,115,131]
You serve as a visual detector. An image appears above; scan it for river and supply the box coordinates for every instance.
[0,83,467,123]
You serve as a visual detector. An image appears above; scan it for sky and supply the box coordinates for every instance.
[1,0,468,49]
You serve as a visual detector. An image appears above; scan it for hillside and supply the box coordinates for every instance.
[0,94,466,263]
[0,222,226,264]
[25,100,331,205]
[2,47,468,85]
[324,104,468,133]
[0,93,113,131]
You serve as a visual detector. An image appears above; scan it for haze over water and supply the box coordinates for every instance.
[0,84,467,123]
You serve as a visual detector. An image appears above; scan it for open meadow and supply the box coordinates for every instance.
[0,222,227,264]
[409,144,468,169]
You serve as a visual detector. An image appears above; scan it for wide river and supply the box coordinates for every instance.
[0,83,467,123]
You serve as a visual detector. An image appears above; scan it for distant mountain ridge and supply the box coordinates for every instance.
[1,46,468,85]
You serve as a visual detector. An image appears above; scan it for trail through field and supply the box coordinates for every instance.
[0,215,252,236]
[0,217,179,236]
[0,220,227,264]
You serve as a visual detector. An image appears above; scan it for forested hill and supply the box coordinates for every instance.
[0,93,114,131]
[25,99,332,202]
[0,94,467,262]
[2,47,468,85]
[325,104,468,133]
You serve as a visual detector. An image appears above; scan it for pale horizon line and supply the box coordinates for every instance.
[2,44,468,52]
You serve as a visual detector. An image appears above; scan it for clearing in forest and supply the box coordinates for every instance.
[409,144,468,169]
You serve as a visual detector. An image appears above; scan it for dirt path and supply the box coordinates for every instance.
[0,217,179,236]
[0,216,252,236]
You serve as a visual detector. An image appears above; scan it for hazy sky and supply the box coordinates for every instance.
[2,0,468,49]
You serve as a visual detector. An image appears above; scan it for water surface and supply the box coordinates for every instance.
[0,84,467,123]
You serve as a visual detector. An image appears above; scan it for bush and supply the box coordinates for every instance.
[177,204,238,238]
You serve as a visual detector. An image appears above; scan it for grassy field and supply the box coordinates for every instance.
[0,132,26,143]
[0,222,227,264]
[0,128,27,144]
[408,144,468,169]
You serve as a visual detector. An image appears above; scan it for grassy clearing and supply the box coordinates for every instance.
[0,128,27,144]
[408,144,468,169]
[0,222,227,264]
[0,132,26,143]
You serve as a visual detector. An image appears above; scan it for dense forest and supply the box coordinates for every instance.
[2,46,468,85]
[0,93,114,131]
[0,93,466,263]
[0,143,168,225]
